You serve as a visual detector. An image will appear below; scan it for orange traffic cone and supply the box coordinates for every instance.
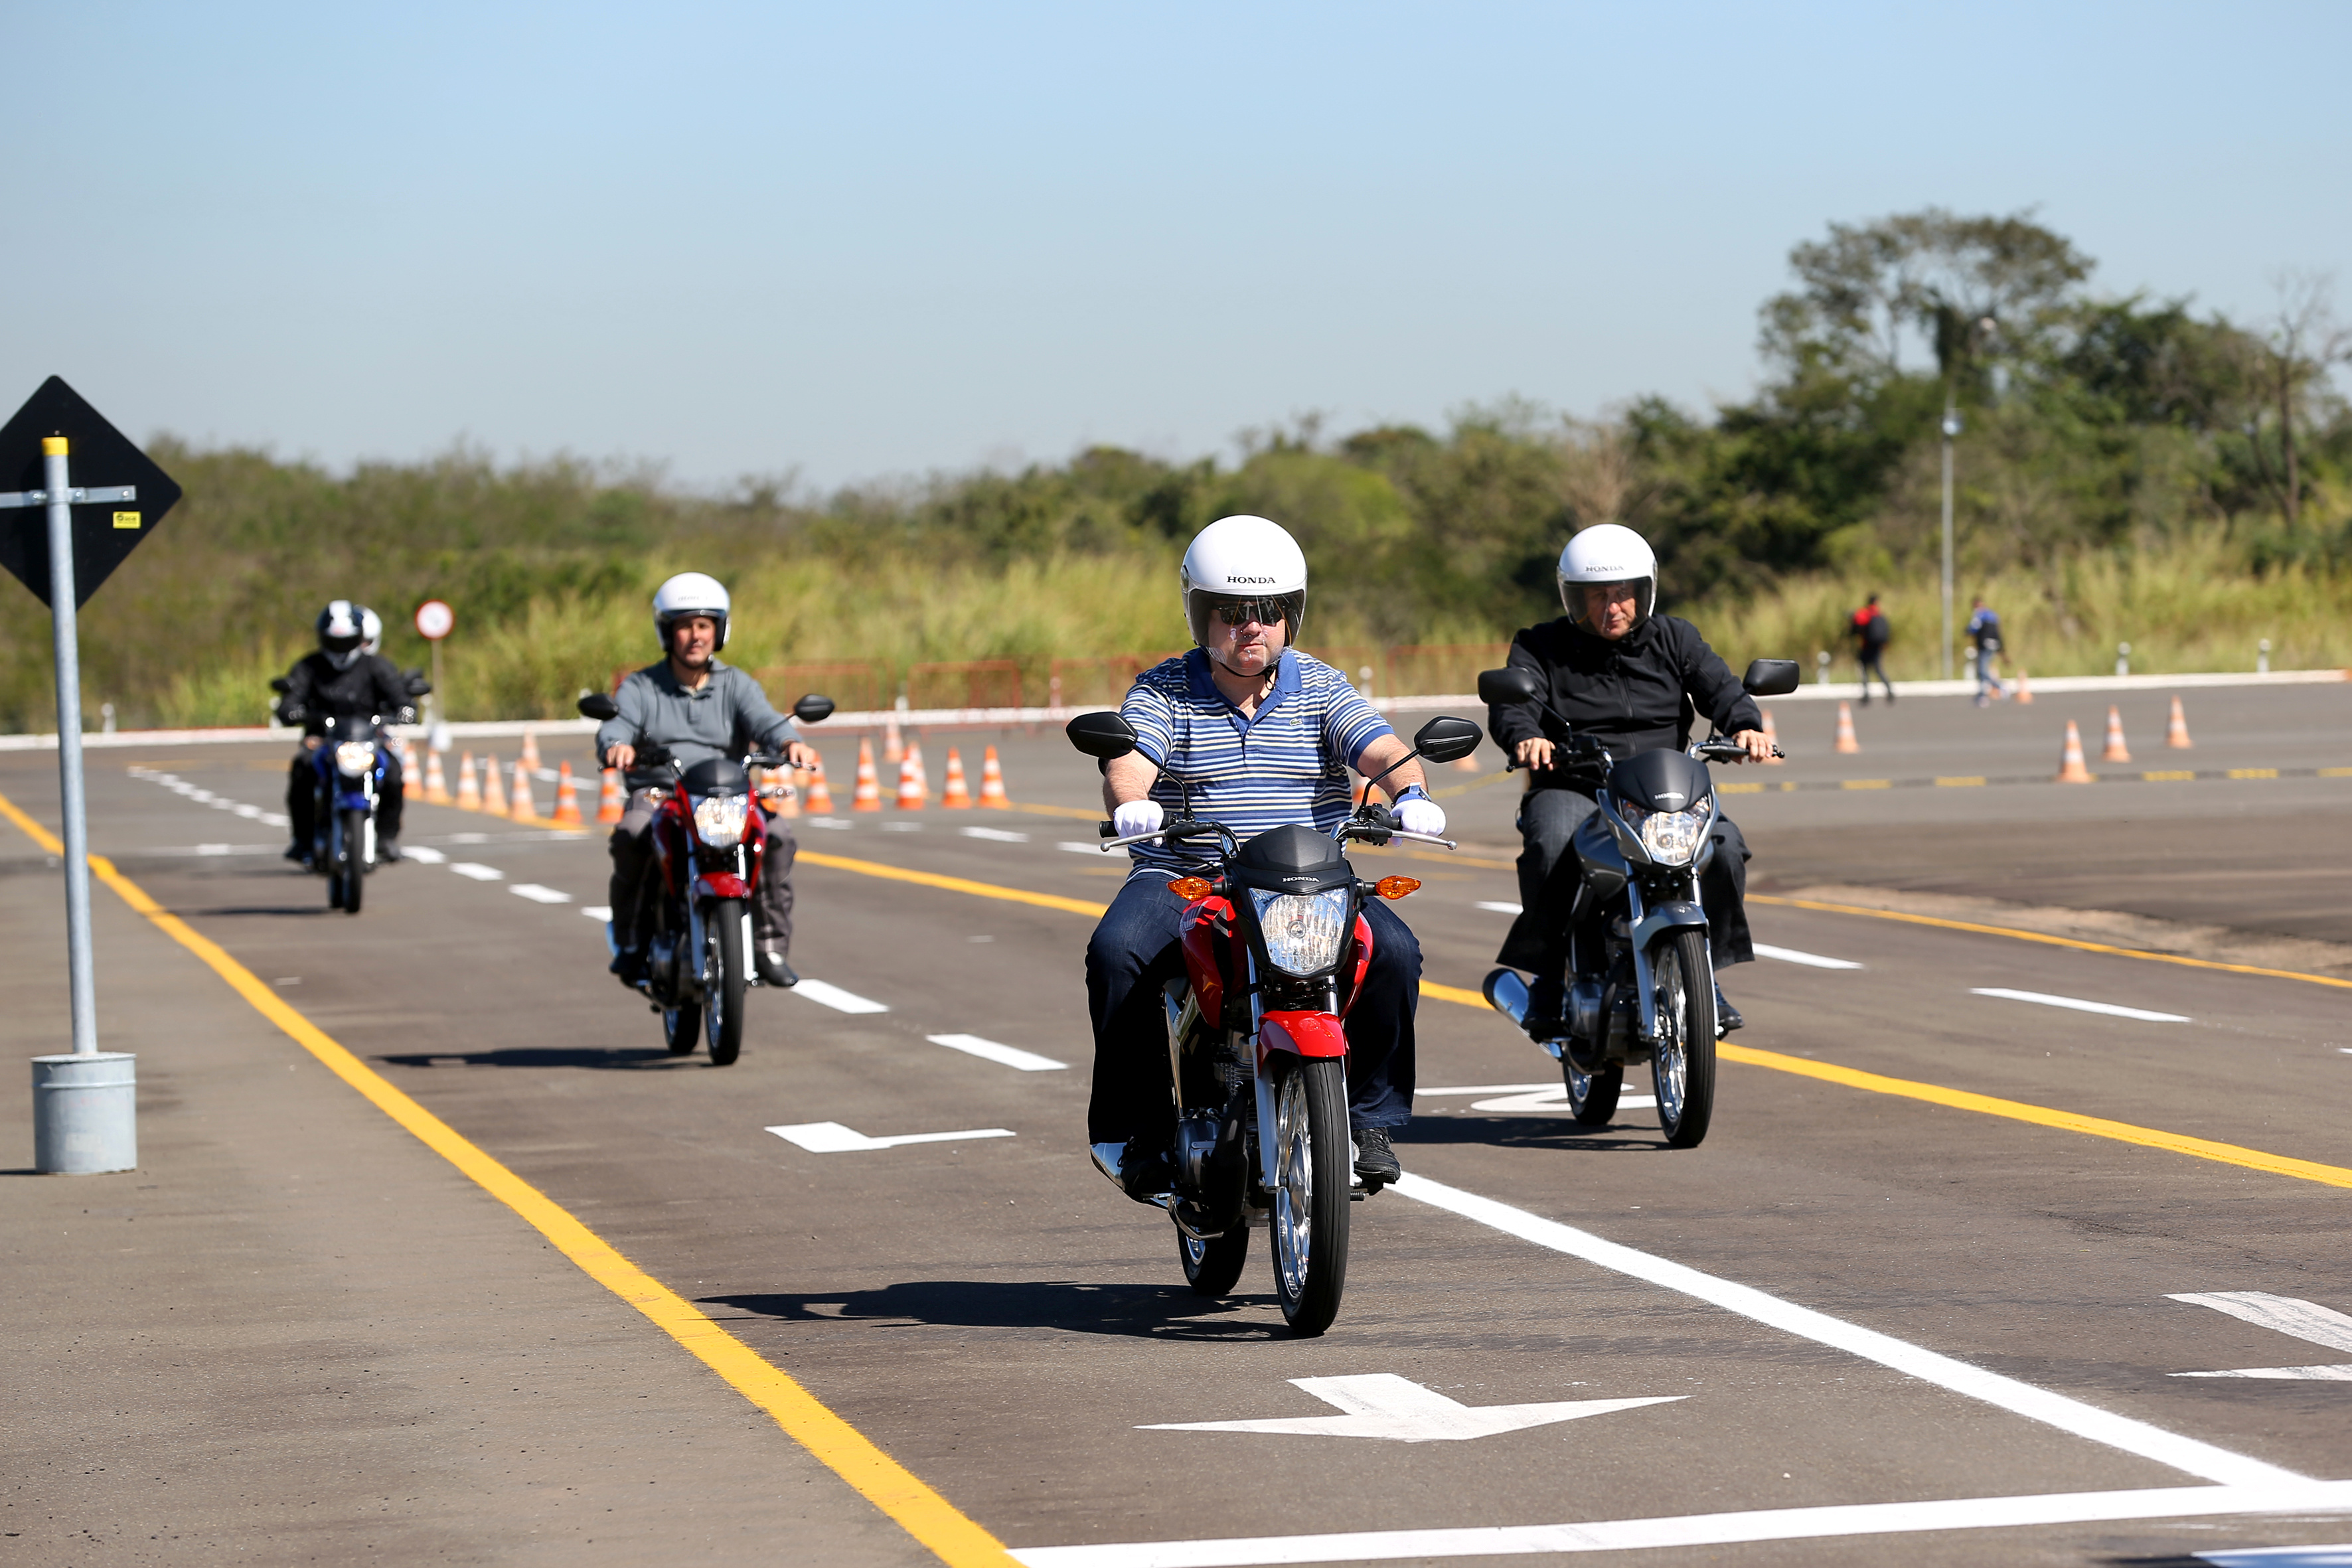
[2165,695,2193,749]
[852,737,884,811]
[941,747,973,808]
[977,744,1012,807]
[455,752,481,811]
[1834,701,1860,754]
[596,767,626,824]
[1760,707,1784,763]
[803,749,835,815]
[552,761,584,826]
[424,747,451,805]
[884,712,904,765]
[2100,705,2131,763]
[518,728,541,773]
[2013,668,2033,704]
[896,743,927,809]
[510,759,541,822]
[481,755,510,818]
[2057,720,2095,783]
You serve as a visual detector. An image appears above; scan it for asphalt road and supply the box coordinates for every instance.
[5,689,2351,1567]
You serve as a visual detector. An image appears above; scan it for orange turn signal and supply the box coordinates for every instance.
[1373,875,1421,900]
[1167,876,1214,900]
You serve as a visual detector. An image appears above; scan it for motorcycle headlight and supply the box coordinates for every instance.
[333,741,377,778]
[691,792,750,848]
[1249,888,1351,977]
[1618,801,1711,866]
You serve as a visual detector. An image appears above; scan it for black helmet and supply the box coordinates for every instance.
[317,601,366,670]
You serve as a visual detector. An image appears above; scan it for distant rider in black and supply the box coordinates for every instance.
[277,600,416,864]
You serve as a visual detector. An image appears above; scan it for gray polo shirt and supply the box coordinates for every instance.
[597,660,797,773]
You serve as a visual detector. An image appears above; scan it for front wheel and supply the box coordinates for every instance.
[1267,1056,1351,1336]
[1651,929,1717,1148]
[704,898,747,1066]
[1180,1221,1249,1298]
[1563,1057,1623,1125]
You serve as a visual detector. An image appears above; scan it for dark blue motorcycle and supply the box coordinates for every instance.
[272,675,421,915]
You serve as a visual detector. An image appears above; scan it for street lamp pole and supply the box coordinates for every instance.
[1940,404,1959,681]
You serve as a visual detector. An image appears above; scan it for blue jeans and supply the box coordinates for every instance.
[1083,872,1420,1145]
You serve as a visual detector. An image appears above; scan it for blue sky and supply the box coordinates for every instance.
[4,3,2346,489]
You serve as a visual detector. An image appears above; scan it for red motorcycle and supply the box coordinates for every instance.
[1066,710,1482,1335]
[578,691,832,1065]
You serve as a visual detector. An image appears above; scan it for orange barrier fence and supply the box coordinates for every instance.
[752,661,888,716]
[907,659,1023,712]
[1384,643,1510,698]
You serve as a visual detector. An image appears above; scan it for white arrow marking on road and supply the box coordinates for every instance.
[1473,900,1522,914]
[1468,1085,1658,1113]
[2170,1291,2352,1380]
[926,1033,1067,1071]
[401,844,447,864]
[581,904,611,921]
[510,883,572,904]
[791,979,890,1014]
[1970,987,2187,1022]
[1140,1374,1681,1443]
[449,862,504,882]
[1754,943,1862,969]
[2197,1541,2352,1565]
[960,826,1030,843]
[766,1121,1014,1153]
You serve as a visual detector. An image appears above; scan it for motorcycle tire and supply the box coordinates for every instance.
[662,1000,702,1056]
[1179,1221,1249,1298]
[1267,1055,1350,1336]
[1650,929,1717,1148]
[338,809,368,915]
[1563,1057,1623,1125]
[704,898,746,1067]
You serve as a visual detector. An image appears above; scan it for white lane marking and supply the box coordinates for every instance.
[232,803,264,819]
[1387,1173,2300,1487]
[765,1121,1012,1153]
[2170,1292,2352,1380]
[881,821,922,832]
[960,826,1030,843]
[1474,900,1523,914]
[195,844,237,856]
[1140,1374,1680,1443]
[260,813,289,826]
[1417,1083,1559,1097]
[510,884,573,904]
[791,979,889,1014]
[925,1033,1067,1071]
[1469,1086,1658,1113]
[1059,840,1105,854]
[1008,1482,2352,1568]
[448,862,504,881]
[1971,988,2189,1022]
[401,844,447,864]
[1755,943,1863,970]
[582,905,611,921]
[2199,1544,2352,1566]
[801,817,855,830]
[449,832,488,843]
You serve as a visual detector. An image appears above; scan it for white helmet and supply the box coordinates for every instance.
[652,572,731,653]
[359,605,384,656]
[1180,514,1308,647]
[317,600,366,670]
[1557,523,1657,625]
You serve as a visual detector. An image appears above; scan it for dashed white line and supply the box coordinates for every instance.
[510,884,572,904]
[925,1033,1067,1071]
[1970,988,2188,1023]
[582,905,612,921]
[766,1121,1013,1153]
[960,826,1030,843]
[1754,943,1863,970]
[792,979,890,1014]
[401,844,447,864]
[1472,900,1522,915]
[449,863,504,882]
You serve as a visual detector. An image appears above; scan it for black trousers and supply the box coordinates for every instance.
[607,789,796,953]
[287,747,404,850]
[1083,872,1419,1146]
[1857,649,1895,700]
[1496,787,1753,978]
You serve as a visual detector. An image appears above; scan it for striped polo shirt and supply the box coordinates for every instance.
[1120,648,1395,875]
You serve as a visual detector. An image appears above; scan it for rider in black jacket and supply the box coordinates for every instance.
[278,601,416,864]
[1484,525,1770,1038]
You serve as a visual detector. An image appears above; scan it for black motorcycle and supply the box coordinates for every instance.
[271,674,427,915]
[1476,659,1799,1148]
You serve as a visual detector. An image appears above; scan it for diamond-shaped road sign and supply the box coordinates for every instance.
[0,376,182,609]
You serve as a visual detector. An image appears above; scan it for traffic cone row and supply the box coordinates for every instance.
[423,747,451,805]
[804,750,834,814]
[1759,707,1783,763]
[552,761,584,826]
[597,767,626,824]
[1834,700,1860,754]
[941,747,973,808]
[480,755,508,817]
[896,743,929,809]
[2101,705,2132,763]
[977,745,1011,807]
[852,737,883,811]
[456,752,481,811]
[2057,720,2094,783]
[2167,694,2193,749]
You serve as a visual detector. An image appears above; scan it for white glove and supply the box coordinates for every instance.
[1113,799,1166,839]
[1395,795,1447,837]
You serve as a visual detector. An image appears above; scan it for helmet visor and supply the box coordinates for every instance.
[1204,594,1296,629]
[320,631,362,655]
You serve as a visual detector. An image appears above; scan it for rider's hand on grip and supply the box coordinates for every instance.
[1113,799,1164,840]
[1397,796,1447,836]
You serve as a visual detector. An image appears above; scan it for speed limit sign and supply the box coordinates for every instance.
[414,599,454,641]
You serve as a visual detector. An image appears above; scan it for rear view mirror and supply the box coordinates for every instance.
[1065,710,1138,761]
[793,694,836,725]
[405,671,433,697]
[1477,666,1543,707]
[1742,659,1801,697]
[578,693,619,722]
[269,676,292,695]
[1411,716,1484,765]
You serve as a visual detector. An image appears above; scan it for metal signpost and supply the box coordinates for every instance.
[0,377,183,1174]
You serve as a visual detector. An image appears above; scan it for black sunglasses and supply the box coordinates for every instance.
[1208,596,1290,628]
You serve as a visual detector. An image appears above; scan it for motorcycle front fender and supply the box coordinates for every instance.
[1631,898,1708,953]
[694,873,750,900]
[1259,1009,1348,1061]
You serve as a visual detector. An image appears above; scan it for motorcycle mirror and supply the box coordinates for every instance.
[405,673,433,697]
[1477,666,1543,707]
[793,693,836,725]
[1065,710,1138,760]
[578,693,619,722]
[1741,659,1802,697]
[269,676,292,695]
[1411,716,1484,765]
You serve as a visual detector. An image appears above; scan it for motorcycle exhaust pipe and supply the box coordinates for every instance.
[1482,967,1528,1026]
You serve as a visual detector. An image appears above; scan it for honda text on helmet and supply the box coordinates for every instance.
[1180,514,1308,653]
[1556,522,1658,626]
[317,601,367,670]
[653,572,731,653]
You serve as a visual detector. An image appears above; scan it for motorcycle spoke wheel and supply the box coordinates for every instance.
[1650,930,1717,1148]
[1267,1056,1350,1336]
[1179,1221,1249,1298]
[1563,1057,1623,1126]
[704,898,746,1066]
[338,809,368,914]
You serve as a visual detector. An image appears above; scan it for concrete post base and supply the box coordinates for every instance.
[31,1052,137,1174]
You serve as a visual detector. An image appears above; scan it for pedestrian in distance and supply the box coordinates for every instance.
[1966,596,2009,706]
[1849,593,1895,704]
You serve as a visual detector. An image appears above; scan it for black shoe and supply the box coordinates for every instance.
[1524,973,1567,1041]
[378,838,402,864]
[609,945,647,988]
[283,843,309,865]
[1352,1128,1401,1188]
[755,948,797,988]
[1715,986,1744,1035]
[1090,1137,1172,1204]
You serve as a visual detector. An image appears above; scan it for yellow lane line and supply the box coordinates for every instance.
[1747,893,2352,991]
[0,789,1016,1568]
[1420,979,1488,1009]
[800,850,1111,917]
